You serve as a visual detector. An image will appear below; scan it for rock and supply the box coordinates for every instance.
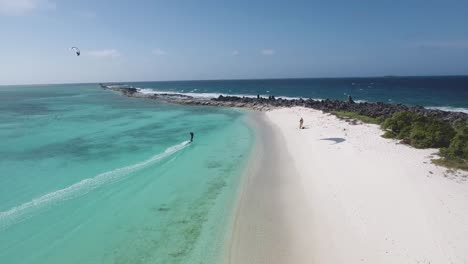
[100,84,468,125]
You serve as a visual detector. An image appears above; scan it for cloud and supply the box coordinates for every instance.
[261,49,275,55]
[152,48,167,56]
[232,50,240,56]
[0,0,55,16]
[87,49,121,58]
[412,40,468,49]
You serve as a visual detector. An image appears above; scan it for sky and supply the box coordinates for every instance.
[0,0,468,85]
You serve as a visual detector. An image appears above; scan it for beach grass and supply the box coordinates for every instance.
[432,158,468,171]
[332,111,384,124]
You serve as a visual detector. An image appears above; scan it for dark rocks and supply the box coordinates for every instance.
[211,95,467,125]
[100,84,468,125]
[100,84,138,96]
[122,88,138,96]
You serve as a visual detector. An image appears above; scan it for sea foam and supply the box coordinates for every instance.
[136,88,309,101]
[0,141,190,230]
[426,106,468,114]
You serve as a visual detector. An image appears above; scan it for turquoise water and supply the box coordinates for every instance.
[0,84,254,263]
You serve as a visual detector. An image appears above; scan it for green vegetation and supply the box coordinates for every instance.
[382,130,396,138]
[382,112,467,170]
[433,122,468,170]
[432,158,468,171]
[334,110,467,170]
[333,111,384,124]
[382,112,455,148]
[440,122,468,160]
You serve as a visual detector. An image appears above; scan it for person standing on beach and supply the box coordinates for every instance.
[299,118,304,129]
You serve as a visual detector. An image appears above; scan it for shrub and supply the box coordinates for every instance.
[382,111,455,148]
[441,123,468,160]
[382,131,396,138]
[409,118,455,148]
[382,112,419,139]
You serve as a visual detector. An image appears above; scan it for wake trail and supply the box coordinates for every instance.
[0,141,190,231]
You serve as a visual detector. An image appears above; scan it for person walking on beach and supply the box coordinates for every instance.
[299,118,304,129]
[190,132,194,143]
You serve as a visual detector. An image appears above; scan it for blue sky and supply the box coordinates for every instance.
[0,0,467,84]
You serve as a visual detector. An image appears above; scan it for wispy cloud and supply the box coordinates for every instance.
[0,0,56,16]
[232,50,240,56]
[261,49,275,55]
[152,48,167,56]
[87,49,121,58]
[412,40,468,49]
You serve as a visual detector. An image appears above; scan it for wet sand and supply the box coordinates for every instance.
[225,112,315,263]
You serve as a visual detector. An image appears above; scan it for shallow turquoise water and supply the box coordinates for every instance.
[0,84,254,263]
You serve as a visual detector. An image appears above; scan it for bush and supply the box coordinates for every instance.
[382,112,419,139]
[382,111,455,148]
[382,131,396,138]
[410,118,455,148]
[441,123,468,160]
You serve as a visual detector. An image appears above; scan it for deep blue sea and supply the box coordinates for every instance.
[128,76,468,113]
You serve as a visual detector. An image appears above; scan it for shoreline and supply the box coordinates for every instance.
[226,107,468,263]
[224,111,315,263]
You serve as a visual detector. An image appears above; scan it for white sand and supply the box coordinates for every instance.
[227,107,468,264]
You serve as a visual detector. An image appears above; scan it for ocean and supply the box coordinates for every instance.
[129,76,468,113]
[0,84,253,263]
[1,77,467,264]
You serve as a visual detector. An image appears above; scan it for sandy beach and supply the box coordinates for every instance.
[227,107,468,264]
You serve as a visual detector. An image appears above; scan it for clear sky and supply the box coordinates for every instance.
[1,0,467,84]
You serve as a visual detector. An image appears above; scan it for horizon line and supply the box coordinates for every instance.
[1,74,468,87]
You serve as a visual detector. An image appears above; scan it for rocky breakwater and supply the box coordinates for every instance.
[100,84,468,125]
[213,95,468,125]
[100,84,273,111]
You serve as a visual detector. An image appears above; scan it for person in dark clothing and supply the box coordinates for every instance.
[190,132,194,143]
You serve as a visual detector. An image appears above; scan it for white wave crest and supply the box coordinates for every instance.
[136,88,313,101]
[0,141,190,230]
[426,106,468,114]
[137,88,222,99]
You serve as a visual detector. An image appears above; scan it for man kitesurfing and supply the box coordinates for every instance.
[190,132,194,143]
